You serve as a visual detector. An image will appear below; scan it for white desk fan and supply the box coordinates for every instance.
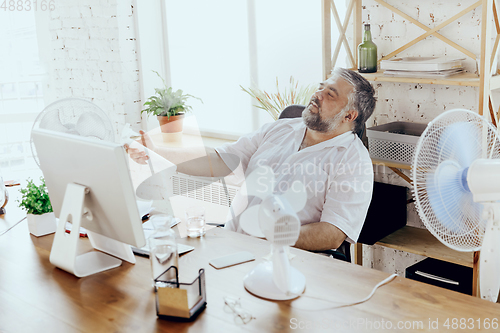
[412,108,500,302]
[31,97,116,166]
[240,166,307,300]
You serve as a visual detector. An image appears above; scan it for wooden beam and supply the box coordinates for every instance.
[491,34,500,72]
[389,166,412,185]
[492,0,500,74]
[353,0,363,69]
[354,243,363,265]
[494,0,500,33]
[321,0,332,80]
[473,251,480,297]
[374,0,477,60]
[479,0,494,117]
[331,0,356,68]
[491,0,500,73]
[489,97,498,127]
[330,2,343,67]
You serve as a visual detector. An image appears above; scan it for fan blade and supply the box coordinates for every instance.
[38,109,71,133]
[272,245,291,294]
[75,112,108,140]
[426,160,480,234]
[281,180,307,213]
[245,166,275,199]
[136,167,176,200]
[479,212,500,302]
[438,122,479,167]
[240,205,265,238]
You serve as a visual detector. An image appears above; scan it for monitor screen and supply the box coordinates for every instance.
[32,128,146,248]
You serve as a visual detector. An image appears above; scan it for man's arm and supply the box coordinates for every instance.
[126,131,232,177]
[294,222,347,251]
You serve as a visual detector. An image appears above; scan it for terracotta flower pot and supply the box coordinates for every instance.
[157,113,185,134]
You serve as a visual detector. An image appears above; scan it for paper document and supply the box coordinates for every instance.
[380,57,465,71]
[383,68,464,78]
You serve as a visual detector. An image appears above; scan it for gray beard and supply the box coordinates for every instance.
[302,107,345,133]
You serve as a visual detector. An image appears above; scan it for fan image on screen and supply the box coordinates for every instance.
[31,98,115,167]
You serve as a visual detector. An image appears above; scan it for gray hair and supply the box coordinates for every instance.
[331,68,376,134]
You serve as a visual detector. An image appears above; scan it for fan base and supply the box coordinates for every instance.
[243,261,305,300]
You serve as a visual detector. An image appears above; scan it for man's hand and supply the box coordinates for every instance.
[124,130,233,178]
[124,130,155,165]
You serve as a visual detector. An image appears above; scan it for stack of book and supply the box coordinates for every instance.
[380,57,465,78]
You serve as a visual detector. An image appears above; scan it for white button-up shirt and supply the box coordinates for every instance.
[215,118,373,243]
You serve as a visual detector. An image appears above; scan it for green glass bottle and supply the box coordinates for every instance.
[358,24,377,73]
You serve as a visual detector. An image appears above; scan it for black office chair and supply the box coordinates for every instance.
[279,104,368,263]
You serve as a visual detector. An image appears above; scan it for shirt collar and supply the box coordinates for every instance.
[291,119,355,151]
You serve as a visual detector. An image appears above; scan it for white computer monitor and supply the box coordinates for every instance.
[32,128,146,277]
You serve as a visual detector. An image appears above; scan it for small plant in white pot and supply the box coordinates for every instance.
[18,177,56,237]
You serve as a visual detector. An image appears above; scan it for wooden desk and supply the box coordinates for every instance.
[1,208,499,332]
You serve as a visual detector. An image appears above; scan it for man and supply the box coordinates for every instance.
[128,68,376,252]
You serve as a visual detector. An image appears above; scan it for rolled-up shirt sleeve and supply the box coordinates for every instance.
[320,152,374,244]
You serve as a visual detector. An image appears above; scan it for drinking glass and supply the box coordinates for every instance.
[185,206,206,238]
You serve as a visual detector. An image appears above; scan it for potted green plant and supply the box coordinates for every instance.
[18,177,56,237]
[141,71,202,137]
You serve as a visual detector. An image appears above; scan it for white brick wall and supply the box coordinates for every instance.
[40,0,142,139]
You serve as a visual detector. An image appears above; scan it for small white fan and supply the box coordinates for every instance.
[240,166,307,300]
[412,109,500,302]
[31,98,115,166]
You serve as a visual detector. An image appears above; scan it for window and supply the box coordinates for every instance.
[0,10,44,178]
[138,0,347,138]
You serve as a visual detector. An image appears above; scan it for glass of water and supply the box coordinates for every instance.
[149,214,178,285]
[185,206,206,238]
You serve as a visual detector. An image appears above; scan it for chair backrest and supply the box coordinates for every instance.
[278,104,306,120]
[279,104,367,146]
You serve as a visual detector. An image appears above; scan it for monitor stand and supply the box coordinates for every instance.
[50,183,135,277]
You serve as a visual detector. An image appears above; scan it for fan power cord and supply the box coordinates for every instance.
[292,273,398,311]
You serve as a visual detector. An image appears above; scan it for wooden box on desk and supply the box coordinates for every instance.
[357,181,407,245]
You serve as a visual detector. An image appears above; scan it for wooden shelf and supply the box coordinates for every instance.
[359,71,481,87]
[324,0,498,297]
[371,158,412,170]
[376,226,474,268]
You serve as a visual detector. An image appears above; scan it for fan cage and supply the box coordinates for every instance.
[30,98,115,166]
[412,109,500,252]
[273,215,300,246]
